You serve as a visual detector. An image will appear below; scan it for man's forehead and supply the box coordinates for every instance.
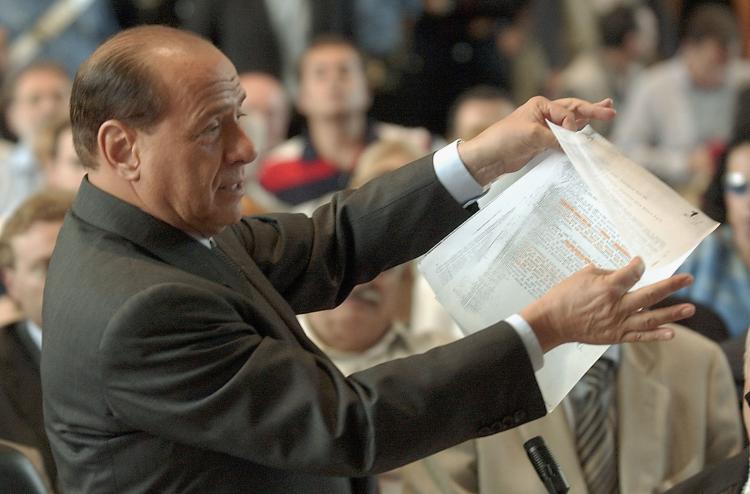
[150,47,243,110]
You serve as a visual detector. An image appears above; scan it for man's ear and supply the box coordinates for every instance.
[97,120,141,181]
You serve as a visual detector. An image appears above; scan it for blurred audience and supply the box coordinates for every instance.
[402,325,742,493]
[558,5,645,136]
[446,85,515,141]
[0,189,75,489]
[679,140,750,337]
[0,0,118,75]
[258,37,431,209]
[33,117,85,193]
[665,328,750,494]
[1,61,70,221]
[613,4,750,196]
[238,72,291,156]
[182,0,352,94]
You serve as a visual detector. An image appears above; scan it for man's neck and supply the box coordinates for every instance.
[307,114,368,171]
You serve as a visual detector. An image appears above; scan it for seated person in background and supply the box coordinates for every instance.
[258,36,432,209]
[666,329,750,494]
[557,5,644,137]
[613,4,750,196]
[446,86,515,142]
[33,117,86,193]
[237,72,291,215]
[300,137,457,493]
[679,139,750,338]
[0,61,71,220]
[402,325,742,493]
[409,86,517,338]
[0,189,75,488]
[300,137,456,367]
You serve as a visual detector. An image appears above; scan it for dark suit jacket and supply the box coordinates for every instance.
[41,156,546,493]
[183,0,353,76]
[0,321,56,484]
[665,449,748,494]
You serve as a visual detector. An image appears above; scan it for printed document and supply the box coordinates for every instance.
[418,123,718,410]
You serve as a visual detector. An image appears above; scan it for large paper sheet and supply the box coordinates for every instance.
[418,124,718,410]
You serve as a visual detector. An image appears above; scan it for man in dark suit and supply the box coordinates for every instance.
[41,26,696,493]
[0,190,75,487]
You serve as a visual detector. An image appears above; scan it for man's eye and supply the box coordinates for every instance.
[236,111,247,120]
[204,122,220,134]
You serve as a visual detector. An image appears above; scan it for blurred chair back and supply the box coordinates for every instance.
[0,441,49,494]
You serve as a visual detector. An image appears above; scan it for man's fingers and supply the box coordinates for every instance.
[555,97,617,124]
[624,303,695,333]
[619,326,676,344]
[545,99,578,131]
[606,257,645,291]
[620,273,693,312]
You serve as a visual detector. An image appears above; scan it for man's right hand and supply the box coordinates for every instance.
[458,96,616,186]
[520,257,695,352]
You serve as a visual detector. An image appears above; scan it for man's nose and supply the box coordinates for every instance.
[227,120,257,166]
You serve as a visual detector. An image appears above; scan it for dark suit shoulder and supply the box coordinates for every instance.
[666,449,748,494]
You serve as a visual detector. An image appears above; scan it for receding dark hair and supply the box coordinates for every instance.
[71,26,208,169]
[296,34,364,82]
[0,190,74,270]
[600,6,638,48]
[446,85,513,137]
[682,4,738,47]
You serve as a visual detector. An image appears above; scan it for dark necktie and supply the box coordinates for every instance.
[571,357,619,494]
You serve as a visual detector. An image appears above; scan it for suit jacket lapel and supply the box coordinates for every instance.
[73,178,321,352]
[71,178,252,296]
[618,344,669,493]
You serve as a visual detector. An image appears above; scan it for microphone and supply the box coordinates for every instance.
[524,435,569,493]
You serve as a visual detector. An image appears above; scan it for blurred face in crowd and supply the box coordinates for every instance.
[452,98,515,141]
[683,38,732,89]
[105,42,256,236]
[48,127,85,192]
[307,266,406,353]
[725,144,750,245]
[7,67,70,142]
[2,220,62,327]
[296,43,370,120]
[239,73,290,151]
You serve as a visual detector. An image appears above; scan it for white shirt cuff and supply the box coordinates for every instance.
[505,313,544,371]
[433,139,487,206]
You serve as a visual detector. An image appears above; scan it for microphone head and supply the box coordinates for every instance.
[524,435,570,493]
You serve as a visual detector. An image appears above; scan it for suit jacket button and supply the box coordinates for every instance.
[514,410,527,423]
[478,426,492,435]
[501,416,514,428]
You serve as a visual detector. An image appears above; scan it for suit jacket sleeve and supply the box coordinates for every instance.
[99,286,545,477]
[226,154,475,314]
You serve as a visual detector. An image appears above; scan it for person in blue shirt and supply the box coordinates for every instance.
[680,139,750,336]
